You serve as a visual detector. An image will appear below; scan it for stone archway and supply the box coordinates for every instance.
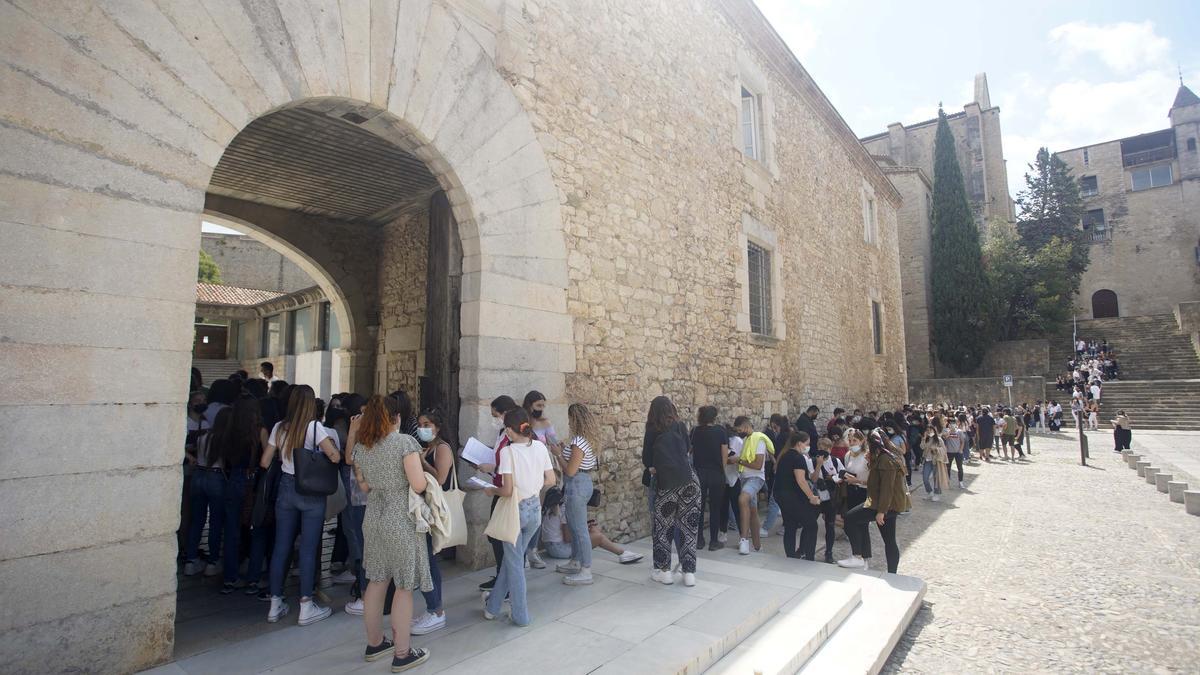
[0,2,571,671]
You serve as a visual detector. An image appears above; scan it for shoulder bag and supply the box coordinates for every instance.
[441,454,468,548]
[483,446,521,544]
[294,421,340,497]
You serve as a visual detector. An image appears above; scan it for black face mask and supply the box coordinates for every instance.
[531,409,544,419]
[192,404,207,415]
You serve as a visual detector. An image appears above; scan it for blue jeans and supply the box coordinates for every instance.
[763,492,781,532]
[563,472,593,568]
[921,461,941,495]
[422,533,442,612]
[341,503,366,595]
[221,470,250,581]
[244,522,272,585]
[269,474,326,599]
[186,469,226,563]
[486,496,540,626]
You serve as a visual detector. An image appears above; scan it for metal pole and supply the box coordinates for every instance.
[1077,414,1088,466]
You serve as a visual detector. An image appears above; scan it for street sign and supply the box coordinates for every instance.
[1003,374,1013,387]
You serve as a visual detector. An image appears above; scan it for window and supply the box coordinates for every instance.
[1079,175,1098,197]
[1082,209,1108,242]
[292,306,313,353]
[1082,148,1089,166]
[261,314,282,357]
[1130,163,1172,191]
[1189,138,1197,152]
[871,301,883,355]
[741,87,763,162]
[863,195,878,244]
[747,241,772,335]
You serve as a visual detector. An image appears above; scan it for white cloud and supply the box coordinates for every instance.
[1048,21,1171,75]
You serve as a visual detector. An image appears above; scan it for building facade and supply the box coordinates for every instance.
[1054,84,1200,319]
[201,231,311,293]
[860,74,1014,377]
[0,1,908,669]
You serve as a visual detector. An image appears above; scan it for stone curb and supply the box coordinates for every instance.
[1168,481,1188,504]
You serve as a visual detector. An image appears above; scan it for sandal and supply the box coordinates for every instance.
[391,647,430,672]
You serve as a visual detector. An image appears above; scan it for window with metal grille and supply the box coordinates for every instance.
[1080,175,1098,197]
[871,301,883,355]
[747,242,772,335]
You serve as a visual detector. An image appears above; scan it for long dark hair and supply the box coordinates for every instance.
[645,396,678,435]
[389,389,415,429]
[504,407,535,441]
[203,407,234,466]
[419,407,452,445]
[219,398,263,468]
[522,390,546,413]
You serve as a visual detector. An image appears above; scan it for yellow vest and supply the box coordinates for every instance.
[738,432,775,472]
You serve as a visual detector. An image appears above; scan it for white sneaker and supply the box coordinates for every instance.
[836,556,866,569]
[344,598,364,616]
[298,599,332,626]
[183,560,203,576]
[932,494,941,502]
[924,492,932,501]
[203,562,221,577]
[650,569,675,585]
[959,481,965,489]
[758,527,769,538]
[682,572,696,587]
[556,560,581,574]
[738,538,750,555]
[528,551,546,569]
[410,611,446,635]
[717,533,727,544]
[617,551,644,565]
[331,569,356,584]
[267,597,289,623]
[564,569,594,586]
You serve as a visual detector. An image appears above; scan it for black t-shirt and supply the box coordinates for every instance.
[975,414,995,437]
[773,449,811,498]
[690,425,729,471]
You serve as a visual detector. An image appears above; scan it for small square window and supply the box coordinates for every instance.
[871,301,883,355]
[1080,175,1098,197]
[741,87,763,162]
[747,241,772,335]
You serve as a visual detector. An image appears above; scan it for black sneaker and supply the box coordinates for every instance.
[391,647,429,672]
[365,638,394,662]
[219,582,236,595]
[824,553,835,565]
[256,589,272,602]
[478,577,496,591]
[707,540,722,551]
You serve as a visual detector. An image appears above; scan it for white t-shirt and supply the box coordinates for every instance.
[269,421,332,475]
[563,435,597,471]
[725,436,743,486]
[843,449,869,484]
[1090,384,1101,399]
[541,506,565,544]
[498,439,553,500]
[742,439,768,480]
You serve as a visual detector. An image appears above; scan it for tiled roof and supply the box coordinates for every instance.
[196,282,285,307]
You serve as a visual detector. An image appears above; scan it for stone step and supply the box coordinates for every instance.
[192,358,243,387]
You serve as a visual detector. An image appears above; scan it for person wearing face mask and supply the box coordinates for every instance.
[838,429,909,573]
[411,409,453,635]
[841,429,870,517]
[521,391,556,570]
[921,420,949,502]
[475,395,519,591]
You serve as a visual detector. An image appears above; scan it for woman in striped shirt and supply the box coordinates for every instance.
[554,403,599,586]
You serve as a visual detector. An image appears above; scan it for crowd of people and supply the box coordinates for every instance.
[1054,337,1120,432]
[183,364,1132,671]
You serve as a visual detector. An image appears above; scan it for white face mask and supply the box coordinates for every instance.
[491,416,504,431]
[849,445,862,453]
[417,427,435,443]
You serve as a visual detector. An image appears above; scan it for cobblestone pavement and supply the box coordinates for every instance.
[873,431,1200,673]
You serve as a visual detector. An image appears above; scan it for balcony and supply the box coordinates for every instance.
[1089,227,1112,243]
[1122,145,1175,167]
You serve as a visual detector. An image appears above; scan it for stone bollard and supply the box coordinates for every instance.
[1121,450,1134,462]
[1136,461,1150,477]
[1185,491,1200,516]
[1145,468,1160,484]
[1168,481,1188,504]
[1155,473,1172,493]
[1126,454,1141,468]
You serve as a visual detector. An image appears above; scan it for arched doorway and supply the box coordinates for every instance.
[1092,289,1119,318]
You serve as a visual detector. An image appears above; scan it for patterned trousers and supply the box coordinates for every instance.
[652,481,702,573]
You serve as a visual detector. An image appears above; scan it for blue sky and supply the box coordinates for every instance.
[753,0,1200,198]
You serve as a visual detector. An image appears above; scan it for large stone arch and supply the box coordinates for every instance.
[0,1,570,670]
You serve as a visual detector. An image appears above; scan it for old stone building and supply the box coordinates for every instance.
[0,0,907,670]
[201,230,311,293]
[1054,83,1200,319]
[860,74,1015,378]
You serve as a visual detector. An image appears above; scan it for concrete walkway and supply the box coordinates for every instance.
[878,429,1200,673]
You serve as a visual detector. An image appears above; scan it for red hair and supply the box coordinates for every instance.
[357,395,400,449]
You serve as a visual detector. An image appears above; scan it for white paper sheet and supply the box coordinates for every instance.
[466,476,494,490]
[461,437,496,467]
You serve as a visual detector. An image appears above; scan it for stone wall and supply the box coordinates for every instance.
[200,232,311,293]
[909,376,1046,408]
[934,339,1050,378]
[883,167,934,378]
[523,0,909,541]
[1176,301,1200,360]
[377,206,429,397]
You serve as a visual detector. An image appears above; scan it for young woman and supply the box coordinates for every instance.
[260,385,342,627]
[184,407,231,577]
[921,421,949,501]
[841,430,870,518]
[388,389,419,438]
[482,408,556,625]
[734,416,770,556]
[760,414,790,537]
[829,427,850,462]
[331,397,370,612]
[477,395,519,591]
[542,502,644,564]
[521,390,557,570]
[645,396,701,586]
[218,398,268,594]
[838,430,910,573]
[813,437,845,563]
[773,431,821,560]
[411,408,454,635]
[690,405,730,552]
[1087,399,1100,431]
[554,403,601,585]
[352,395,431,671]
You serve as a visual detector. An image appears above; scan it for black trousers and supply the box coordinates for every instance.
[946,452,964,482]
[844,504,900,573]
[1114,428,1132,450]
[724,480,741,532]
[818,498,837,558]
[488,495,503,574]
[778,492,819,560]
[696,469,726,544]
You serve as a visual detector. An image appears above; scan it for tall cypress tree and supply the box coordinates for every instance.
[1016,147,1088,294]
[929,108,991,373]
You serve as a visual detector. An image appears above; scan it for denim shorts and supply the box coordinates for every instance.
[740,476,765,496]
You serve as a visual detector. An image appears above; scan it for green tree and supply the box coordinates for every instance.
[983,220,1076,340]
[197,249,223,284]
[929,108,991,373]
[1015,147,1088,294]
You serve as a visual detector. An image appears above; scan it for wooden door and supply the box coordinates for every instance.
[1091,290,1119,319]
[421,191,462,446]
[194,324,228,359]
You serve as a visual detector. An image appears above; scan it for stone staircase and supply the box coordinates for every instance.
[1045,314,1200,430]
[191,358,243,387]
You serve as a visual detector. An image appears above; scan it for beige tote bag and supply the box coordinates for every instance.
[442,458,468,548]
[483,446,520,544]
